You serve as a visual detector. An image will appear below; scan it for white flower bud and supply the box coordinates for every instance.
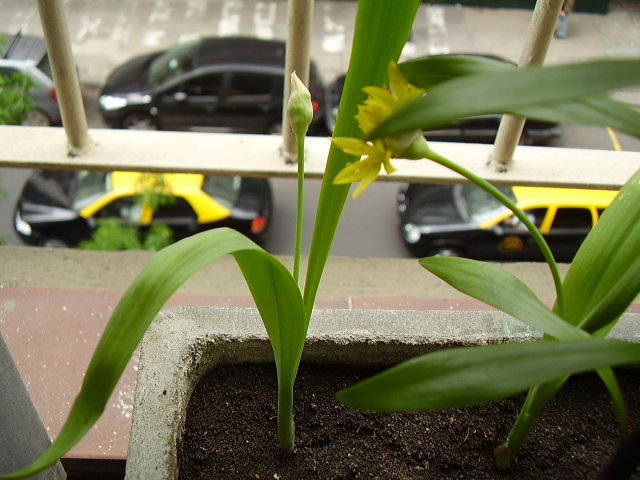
[287,72,313,137]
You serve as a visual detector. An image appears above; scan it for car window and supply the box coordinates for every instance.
[461,184,515,222]
[179,72,225,96]
[72,171,110,210]
[202,175,241,208]
[550,208,593,230]
[0,66,18,75]
[95,196,141,223]
[227,72,274,96]
[148,40,198,88]
[501,207,546,230]
[153,197,197,224]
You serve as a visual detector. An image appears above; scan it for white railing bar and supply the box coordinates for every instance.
[1,126,637,190]
[282,0,315,164]
[490,0,564,171]
[37,0,93,155]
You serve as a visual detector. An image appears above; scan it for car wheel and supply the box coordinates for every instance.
[22,109,51,127]
[40,238,70,248]
[122,113,159,130]
[428,247,464,257]
[266,121,282,135]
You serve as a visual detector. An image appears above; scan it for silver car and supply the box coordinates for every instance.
[1,32,61,126]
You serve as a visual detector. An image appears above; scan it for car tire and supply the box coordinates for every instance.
[265,121,282,135]
[22,109,51,127]
[122,113,159,130]
[427,247,464,257]
[40,238,70,248]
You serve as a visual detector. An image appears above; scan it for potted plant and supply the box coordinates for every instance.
[2,1,640,478]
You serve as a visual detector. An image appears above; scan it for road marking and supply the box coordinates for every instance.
[426,5,450,55]
[253,2,276,40]
[185,0,207,20]
[75,15,101,44]
[218,0,243,37]
[322,4,345,53]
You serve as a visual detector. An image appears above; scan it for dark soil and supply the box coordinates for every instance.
[180,363,640,480]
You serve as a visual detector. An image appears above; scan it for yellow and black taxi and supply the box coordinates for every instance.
[14,170,272,248]
[398,183,617,261]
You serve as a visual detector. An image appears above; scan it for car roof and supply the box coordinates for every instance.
[512,186,618,209]
[195,37,285,68]
[2,32,47,62]
[110,171,204,189]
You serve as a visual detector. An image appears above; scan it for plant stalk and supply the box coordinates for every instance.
[278,379,295,455]
[426,149,565,316]
[293,136,305,284]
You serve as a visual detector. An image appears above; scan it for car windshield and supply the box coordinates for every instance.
[72,171,111,210]
[202,175,242,209]
[456,184,515,223]
[148,40,199,88]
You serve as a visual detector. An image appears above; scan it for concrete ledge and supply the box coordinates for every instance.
[1,126,637,189]
[125,306,640,480]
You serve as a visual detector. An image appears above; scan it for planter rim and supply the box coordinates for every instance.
[124,306,640,480]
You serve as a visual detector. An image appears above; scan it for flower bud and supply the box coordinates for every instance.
[287,72,313,137]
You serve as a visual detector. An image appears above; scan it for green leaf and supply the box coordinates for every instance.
[303,0,421,314]
[338,339,640,411]
[0,228,305,479]
[399,54,514,89]
[419,257,585,340]
[561,169,640,328]
[371,59,640,139]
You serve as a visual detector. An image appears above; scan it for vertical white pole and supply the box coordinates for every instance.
[282,0,314,164]
[489,0,563,172]
[37,0,93,156]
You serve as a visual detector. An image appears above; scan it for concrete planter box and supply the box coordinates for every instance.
[124,306,640,479]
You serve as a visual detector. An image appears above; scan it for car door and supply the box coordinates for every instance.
[151,196,199,240]
[541,207,595,261]
[153,71,228,130]
[213,70,282,133]
[480,207,549,260]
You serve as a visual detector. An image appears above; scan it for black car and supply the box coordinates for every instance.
[325,54,562,144]
[398,183,617,261]
[14,170,273,248]
[98,36,325,134]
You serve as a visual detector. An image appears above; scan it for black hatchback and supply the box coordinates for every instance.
[98,36,325,134]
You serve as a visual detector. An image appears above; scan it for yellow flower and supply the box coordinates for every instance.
[332,62,430,198]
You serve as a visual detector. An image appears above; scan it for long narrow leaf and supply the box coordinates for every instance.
[0,228,305,479]
[371,59,640,139]
[303,0,420,315]
[338,339,640,411]
[561,169,640,326]
[419,256,585,340]
[399,54,514,89]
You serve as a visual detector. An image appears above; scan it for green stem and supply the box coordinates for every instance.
[494,376,567,469]
[293,135,305,284]
[278,377,295,455]
[426,149,565,317]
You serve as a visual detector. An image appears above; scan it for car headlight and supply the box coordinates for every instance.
[403,223,421,244]
[99,93,151,111]
[99,95,129,111]
[14,211,32,236]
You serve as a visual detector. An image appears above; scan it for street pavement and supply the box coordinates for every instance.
[0,0,639,98]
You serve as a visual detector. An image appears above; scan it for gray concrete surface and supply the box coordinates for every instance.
[125,305,640,479]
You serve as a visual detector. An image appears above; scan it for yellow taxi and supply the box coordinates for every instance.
[398,183,617,261]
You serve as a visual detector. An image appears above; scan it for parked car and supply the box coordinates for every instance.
[398,183,617,261]
[325,54,562,144]
[14,170,272,248]
[1,31,61,126]
[98,36,325,134]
